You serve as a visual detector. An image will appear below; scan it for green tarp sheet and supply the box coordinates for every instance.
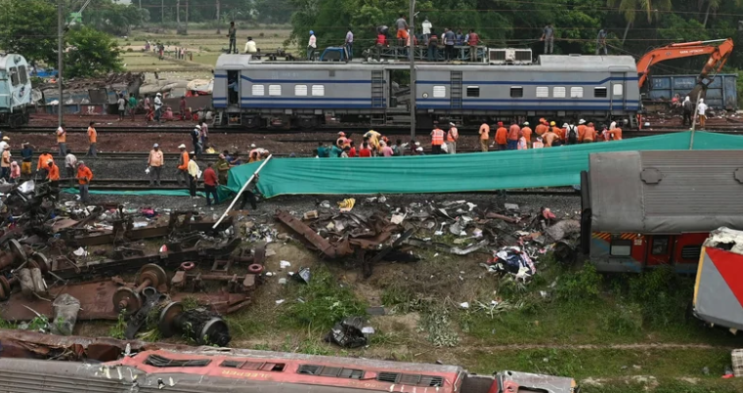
[62,188,205,197]
[226,131,743,198]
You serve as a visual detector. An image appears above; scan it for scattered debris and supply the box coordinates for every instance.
[325,316,373,348]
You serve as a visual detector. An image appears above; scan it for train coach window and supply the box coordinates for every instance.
[510,87,523,98]
[18,66,28,84]
[268,85,282,96]
[536,87,549,98]
[681,245,702,260]
[9,67,19,85]
[297,364,364,379]
[570,87,583,98]
[312,85,325,96]
[466,86,480,97]
[594,87,607,98]
[295,85,308,96]
[610,239,632,256]
[251,85,265,96]
[613,84,624,96]
[651,236,669,255]
[553,87,566,98]
[433,86,446,98]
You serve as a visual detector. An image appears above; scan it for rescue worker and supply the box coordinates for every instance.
[565,120,578,145]
[446,122,458,154]
[521,121,532,148]
[0,137,9,153]
[192,125,203,156]
[577,119,587,143]
[203,162,219,206]
[47,159,60,200]
[56,123,66,158]
[543,127,558,147]
[148,144,164,186]
[535,118,548,137]
[37,149,53,175]
[239,174,260,211]
[507,121,520,150]
[76,161,93,203]
[478,122,490,152]
[494,122,508,150]
[154,93,163,123]
[20,142,34,177]
[0,145,10,180]
[549,121,562,140]
[609,124,623,140]
[697,98,708,129]
[583,122,597,143]
[430,124,445,154]
[216,153,230,185]
[187,154,201,198]
[682,96,693,126]
[177,144,190,187]
[87,122,97,157]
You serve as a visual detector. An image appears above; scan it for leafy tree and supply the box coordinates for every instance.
[0,0,58,65]
[64,26,123,78]
[607,0,672,42]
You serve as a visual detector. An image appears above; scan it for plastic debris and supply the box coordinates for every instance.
[325,316,373,348]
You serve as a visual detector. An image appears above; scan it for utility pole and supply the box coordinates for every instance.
[139,0,142,9]
[177,0,180,25]
[161,0,164,23]
[57,0,64,127]
[216,0,221,34]
[185,0,189,33]
[409,0,416,139]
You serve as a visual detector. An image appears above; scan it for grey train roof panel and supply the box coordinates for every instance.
[589,150,743,234]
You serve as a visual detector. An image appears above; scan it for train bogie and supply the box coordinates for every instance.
[0,54,32,127]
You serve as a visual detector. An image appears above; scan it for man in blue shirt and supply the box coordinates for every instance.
[316,142,329,158]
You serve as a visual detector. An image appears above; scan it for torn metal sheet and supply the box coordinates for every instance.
[449,240,490,255]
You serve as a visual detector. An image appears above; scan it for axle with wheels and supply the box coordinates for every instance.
[112,264,168,314]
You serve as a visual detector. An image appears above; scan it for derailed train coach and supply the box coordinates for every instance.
[212,53,640,129]
[0,53,32,127]
[580,150,743,273]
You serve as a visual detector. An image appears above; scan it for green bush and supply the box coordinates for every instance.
[600,303,643,335]
[284,267,366,330]
[556,264,602,303]
[628,267,693,327]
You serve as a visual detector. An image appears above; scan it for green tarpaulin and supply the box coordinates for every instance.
[62,188,205,197]
[226,131,743,198]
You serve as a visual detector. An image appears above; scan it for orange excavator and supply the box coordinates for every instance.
[637,38,734,94]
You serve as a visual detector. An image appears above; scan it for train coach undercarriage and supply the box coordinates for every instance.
[0,108,30,128]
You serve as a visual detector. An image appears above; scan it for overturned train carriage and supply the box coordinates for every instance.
[0,54,32,127]
[580,150,743,273]
[213,54,640,129]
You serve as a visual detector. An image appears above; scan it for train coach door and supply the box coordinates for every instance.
[609,70,626,113]
[227,70,240,107]
[645,235,672,267]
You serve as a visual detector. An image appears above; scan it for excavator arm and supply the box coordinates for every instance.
[636,38,734,88]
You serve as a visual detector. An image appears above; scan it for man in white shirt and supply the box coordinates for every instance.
[421,17,432,44]
[244,37,257,53]
[65,150,77,185]
[697,98,708,129]
[307,30,317,61]
[154,93,163,123]
[345,28,354,60]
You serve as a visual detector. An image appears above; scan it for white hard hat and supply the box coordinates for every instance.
[178,144,186,149]
[195,125,201,129]
[153,143,159,148]
[579,119,586,124]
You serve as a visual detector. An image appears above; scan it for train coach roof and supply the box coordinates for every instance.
[538,54,636,70]
[0,54,27,70]
[588,150,743,234]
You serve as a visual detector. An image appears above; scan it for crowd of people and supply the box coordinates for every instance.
[314,119,624,158]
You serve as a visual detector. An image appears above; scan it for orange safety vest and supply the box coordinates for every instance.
[431,128,444,145]
[446,127,458,142]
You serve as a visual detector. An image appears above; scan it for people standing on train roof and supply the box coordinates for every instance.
[507,121,520,150]
[245,37,257,54]
[446,122,458,154]
[443,28,455,60]
[541,23,554,54]
[307,31,317,61]
[430,123,445,154]
[467,29,480,62]
[521,121,532,148]
[345,28,354,60]
[375,30,387,61]
[56,123,66,158]
[495,122,508,150]
[596,27,608,55]
[87,122,97,157]
[20,143,33,177]
[421,17,432,44]
[577,119,587,143]
[682,96,693,126]
[478,122,490,152]
[395,14,408,47]
[583,122,597,143]
[427,33,439,61]
[565,120,578,145]
[455,29,464,46]
[697,98,708,129]
[227,21,237,54]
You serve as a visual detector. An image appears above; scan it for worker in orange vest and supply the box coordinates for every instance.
[551,121,564,140]
[610,124,623,140]
[430,123,445,154]
[577,119,587,142]
[47,159,60,181]
[495,121,508,150]
[521,121,533,148]
[87,122,97,157]
[37,149,54,174]
[76,161,93,203]
[56,123,67,158]
[583,122,597,143]
[507,121,520,150]
[478,123,490,152]
[446,122,459,154]
[177,144,190,186]
[535,118,548,137]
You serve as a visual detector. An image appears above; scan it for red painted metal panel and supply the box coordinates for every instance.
[707,247,743,308]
